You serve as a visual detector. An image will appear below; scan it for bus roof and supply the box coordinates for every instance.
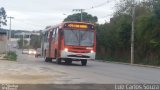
[43,22,95,32]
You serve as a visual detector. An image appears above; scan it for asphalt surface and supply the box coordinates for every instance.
[0,49,160,84]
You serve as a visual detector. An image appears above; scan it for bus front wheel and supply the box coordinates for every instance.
[81,59,87,66]
[65,59,72,65]
[45,57,52,62]
[45,57,49,62]
[56,58,61,64]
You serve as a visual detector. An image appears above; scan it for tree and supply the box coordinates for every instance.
[114,0,133,16]
[64,12,98,23]
[96,0,160,65]
[30,35,41,49]
[17,37,28,49]
[0,7,7,28]
[153,0,160,18]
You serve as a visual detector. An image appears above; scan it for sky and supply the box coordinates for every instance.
[0,0,117,31]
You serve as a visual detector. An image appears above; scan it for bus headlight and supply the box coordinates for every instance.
[90,50,94,53]
[33,51,36,54]
[64,48,68,52]
[29,51,32,54]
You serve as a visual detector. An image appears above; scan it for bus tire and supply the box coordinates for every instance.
[55,50,61,64]
[81,59,87,66]
[45,57,49,62]
[56,58,61,64]
[45,57,52,62]
[48,58,52,62]
[65,59,72,65]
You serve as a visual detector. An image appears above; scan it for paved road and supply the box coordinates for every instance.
[0,49,160,84]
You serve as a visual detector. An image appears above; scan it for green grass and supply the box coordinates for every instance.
[4,51,17,61]
[136,59,160,66]
[96,55,160,66]
[96,55,129,63]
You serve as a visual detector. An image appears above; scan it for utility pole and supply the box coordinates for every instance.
[22,32,25,49]
[0,9,2,29]
[73,9,85,22]
[131,0,135,64]
[0,17,1,29]
[7,16,14,40]
[7,16,14,51]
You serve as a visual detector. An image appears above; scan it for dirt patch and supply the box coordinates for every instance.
[0,73,63,84]
[4,74,53,80]
[0,54,6,60]
[0,62,65,84]
[0,72,64,84]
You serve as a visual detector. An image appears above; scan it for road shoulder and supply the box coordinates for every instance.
[95,60,160,69]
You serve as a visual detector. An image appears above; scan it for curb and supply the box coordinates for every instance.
[95,60,160,69]
[0,58,12,60]
[0,59,16,63]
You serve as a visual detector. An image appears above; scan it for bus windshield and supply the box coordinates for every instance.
[64,30,94,46]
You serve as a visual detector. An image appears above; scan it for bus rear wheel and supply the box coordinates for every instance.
[81,59,87,66]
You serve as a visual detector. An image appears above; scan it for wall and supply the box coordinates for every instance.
[0,35,7,54]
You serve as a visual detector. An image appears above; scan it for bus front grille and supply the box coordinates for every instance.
[67,55,90,58]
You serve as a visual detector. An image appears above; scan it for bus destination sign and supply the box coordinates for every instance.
[64,23,94,29]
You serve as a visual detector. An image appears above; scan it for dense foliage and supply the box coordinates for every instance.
[30,35,41,49]
[4,51,17,61]
[64,12,98,23]
[17,37,28,49]
[96,0,160,65]
[0,7,7,27]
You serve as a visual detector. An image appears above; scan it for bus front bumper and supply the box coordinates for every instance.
[61,50,96,60]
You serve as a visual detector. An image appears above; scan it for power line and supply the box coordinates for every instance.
[99,13,113,18]
[86,0,112,11]
[72,1,113,22]
[72,1,113,13]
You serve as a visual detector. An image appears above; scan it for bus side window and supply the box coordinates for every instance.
[46,31,49,42]
[45,31,48,42]
[52,29,54,38]
[60,29,63,36]
[47,31,50,39]
[55,28,58,40]
[52,29,56,39]
[52,28,58,41]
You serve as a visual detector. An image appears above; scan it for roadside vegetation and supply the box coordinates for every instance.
[0,7,7,27]
[30,34,41,49]
[17,35,41,49]
[4,51,17,61]
[96,0,160,66]
[17,37,29,49]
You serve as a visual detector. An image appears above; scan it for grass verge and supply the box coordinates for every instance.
[4,51,17,61]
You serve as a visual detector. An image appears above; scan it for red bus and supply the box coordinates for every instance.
[41,22,96,66]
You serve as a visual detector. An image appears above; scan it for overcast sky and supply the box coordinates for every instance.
[1,0,117,31]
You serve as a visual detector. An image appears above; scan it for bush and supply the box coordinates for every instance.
[4,51,17,61]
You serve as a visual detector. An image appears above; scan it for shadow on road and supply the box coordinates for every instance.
[51,61,83,66]
[39,59,86,67]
